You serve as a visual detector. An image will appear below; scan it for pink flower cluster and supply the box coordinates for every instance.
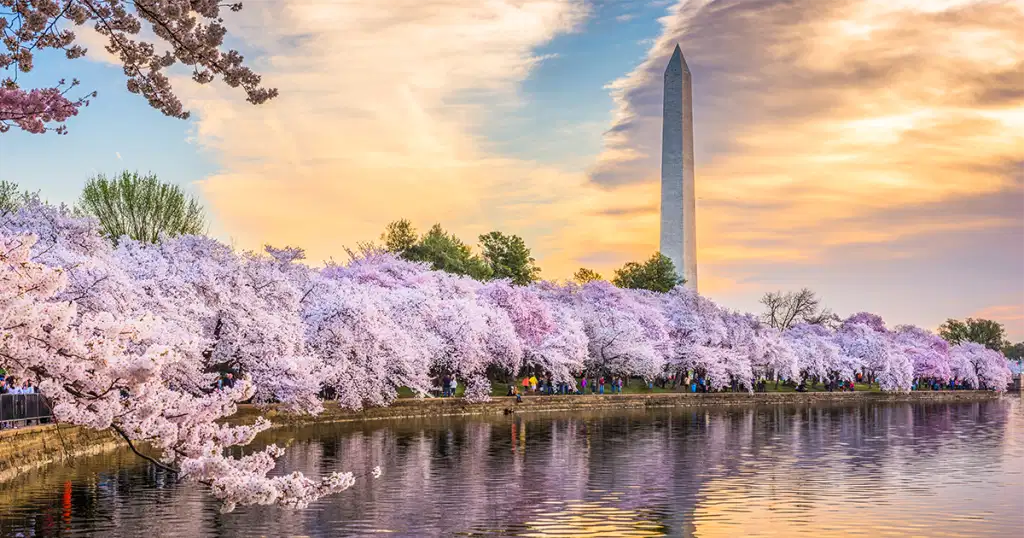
[0,83,89,134]
[1,200,1013,511]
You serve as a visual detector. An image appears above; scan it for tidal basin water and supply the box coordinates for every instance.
[2,399,1023,537]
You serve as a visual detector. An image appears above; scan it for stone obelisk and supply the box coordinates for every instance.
[660,44,698,291]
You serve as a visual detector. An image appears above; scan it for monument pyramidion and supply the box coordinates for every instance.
[660,44,698,291]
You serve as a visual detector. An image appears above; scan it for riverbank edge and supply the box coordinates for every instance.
[0,391,1006,482]
[235,390,1007,426]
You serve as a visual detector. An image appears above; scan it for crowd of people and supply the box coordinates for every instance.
[0,369,44,430]
[492,366,1018,400]
[0,372,37,395]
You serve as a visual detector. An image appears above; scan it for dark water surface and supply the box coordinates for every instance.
[2,399,1023,537]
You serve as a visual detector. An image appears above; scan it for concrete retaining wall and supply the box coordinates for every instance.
[0,423,122,482]
[230,390,1007,426]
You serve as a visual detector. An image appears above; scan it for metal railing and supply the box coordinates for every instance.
[0,393,53,429]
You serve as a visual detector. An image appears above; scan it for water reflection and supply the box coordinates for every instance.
[1,400,1022,537]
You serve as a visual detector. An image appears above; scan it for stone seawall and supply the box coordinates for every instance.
[0,391,1008,483]
[229,390,1007,426]
[0,423,122,483]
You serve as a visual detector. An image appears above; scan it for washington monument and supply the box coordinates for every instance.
[660,44,698,291]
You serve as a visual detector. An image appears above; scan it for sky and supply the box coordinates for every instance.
[1,0,1022,340]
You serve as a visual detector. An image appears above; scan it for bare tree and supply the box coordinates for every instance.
[760,288,836,330]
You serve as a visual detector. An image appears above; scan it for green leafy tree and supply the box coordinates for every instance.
[405,224,492,281]
[0,180,32,215]
[79,171,206,244]
[1002,341,1024,361]
[573,267,603,284]
[938,318,1007,351]
[612,252,682,293]
[478,231,541,285]
[381,219,419,254]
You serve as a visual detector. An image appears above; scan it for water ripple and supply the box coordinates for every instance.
[1,399,1022,537]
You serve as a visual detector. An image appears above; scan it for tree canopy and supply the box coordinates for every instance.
[573,268,603,284]
[78,171,207,244]
[381,221,492,281]
[478,231,541,285]
[2,199,1015,515]
[938,318,1006,351]
[0,180,32,215]
[380,219,418,254]
[612,252,681,293]
[1003,341,1024,361]
[1,1,276,134]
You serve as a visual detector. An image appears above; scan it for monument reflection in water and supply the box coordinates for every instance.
[2,400,1022,537]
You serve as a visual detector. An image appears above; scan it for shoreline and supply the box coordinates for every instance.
[1,391,1010,483]
[229,389,1007,426]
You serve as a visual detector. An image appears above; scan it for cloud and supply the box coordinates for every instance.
[98,0,1021,316]
[167,0,666,277]
[590,0,1024,268]
[616,14,636,22]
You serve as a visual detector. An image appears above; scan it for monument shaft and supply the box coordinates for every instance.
[660,45,698,291]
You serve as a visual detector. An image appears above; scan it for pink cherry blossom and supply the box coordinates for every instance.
[0,233,351,512]
[6,200,1005,514]
[951,342,1012,392]
[894,325,953,382]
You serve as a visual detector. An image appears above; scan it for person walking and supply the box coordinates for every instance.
[580,377,587,394]
[529,374,538,393]
[449,376,458,397]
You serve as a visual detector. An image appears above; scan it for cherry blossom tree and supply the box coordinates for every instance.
[951,342,1012,392]
[750,323,800,383]
[948,343,980,388]
[303,274,432,410]
[479,280,585,384]
[572,281,666,380]
[837,313,912,391]
[0,197,137,315]
[0,233,354,512]
[1,0,277,134]
[661,286,727,380]
[785,323,842,383]
[6,196,1003,515]
[112,236,322,411]
[325,251,519,401]
[893,325,952,382]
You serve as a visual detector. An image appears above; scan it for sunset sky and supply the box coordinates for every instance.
[1,0,1021,339]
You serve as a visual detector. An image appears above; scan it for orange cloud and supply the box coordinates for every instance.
[160,0,681,279]
[149,0,1022,293]
[592,0,1024,270]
